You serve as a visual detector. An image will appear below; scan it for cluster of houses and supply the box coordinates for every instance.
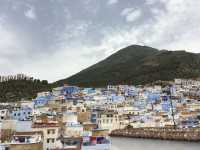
[0,79,200,150]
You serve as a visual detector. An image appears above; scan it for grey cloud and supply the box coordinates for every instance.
[0,0,199,82]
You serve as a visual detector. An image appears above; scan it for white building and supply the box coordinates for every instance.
[32,121,60,150]
[0,109,9,121]
[97,111,122,132]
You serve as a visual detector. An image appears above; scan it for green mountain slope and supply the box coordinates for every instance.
[55,45,200,87]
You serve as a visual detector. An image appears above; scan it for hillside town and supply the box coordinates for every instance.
[0,78,200,150]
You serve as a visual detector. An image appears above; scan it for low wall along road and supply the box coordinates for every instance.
[110,127,200,141]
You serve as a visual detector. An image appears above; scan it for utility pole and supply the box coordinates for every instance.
[170,85,176,129]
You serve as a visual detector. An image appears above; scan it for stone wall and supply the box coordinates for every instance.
[9,143,43,150]
[110,127,200,141]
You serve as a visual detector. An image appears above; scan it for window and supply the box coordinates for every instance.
[52,139,55,143]
[48,129,55,134]
[52,129,55,134]
[47,130,50,134]
[47,139,50,143]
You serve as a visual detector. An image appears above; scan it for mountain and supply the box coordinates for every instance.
[55,45,200,87]
[0,77,51,102]
[1,45,200,102]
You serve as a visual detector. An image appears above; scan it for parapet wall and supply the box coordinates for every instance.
[110,127,200,141]
[9,143,43,150]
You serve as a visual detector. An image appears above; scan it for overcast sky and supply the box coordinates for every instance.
[0,0,200,82]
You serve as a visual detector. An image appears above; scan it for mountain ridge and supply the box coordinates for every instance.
[55,45,200,87]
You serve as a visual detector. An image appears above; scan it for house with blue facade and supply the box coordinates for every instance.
[161,96,170,112]
[82,88,95,94]
[52,86,80,99]
[162,102,171,112]
[125,86,138,97]
[180,117,199,128]
[146,91,161,104]
[33,94,53,107]
[107,94,125,103]
[134,99,146,109]
[11,106,32,121]
[62,86,79,95]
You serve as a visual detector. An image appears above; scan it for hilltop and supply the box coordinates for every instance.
[55,45,200,87]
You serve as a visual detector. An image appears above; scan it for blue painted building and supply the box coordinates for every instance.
[162,96,169,102]
[161,96,170,111]
[180,117,199,128]
[125,87,138,97]
[91,109,104,124]
[33,94,53,107]
[147,91,161,103]
[82,88,95,94]
[162,102,171,112]
[62,86,79,95]
[11,106,32,121]
[91,111,98,123]
[108,94,125,103]
[134,99,146,109]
